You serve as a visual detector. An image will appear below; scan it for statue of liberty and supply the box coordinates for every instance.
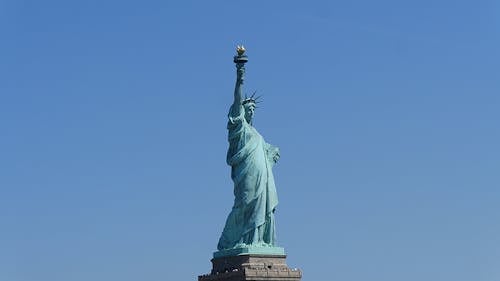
[216,46,283,256]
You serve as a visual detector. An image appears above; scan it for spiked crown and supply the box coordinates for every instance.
[242,91,261,107]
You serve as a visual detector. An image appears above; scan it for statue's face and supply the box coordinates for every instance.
[244,103,255,123]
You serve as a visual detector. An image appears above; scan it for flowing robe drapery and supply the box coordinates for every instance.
[217,105,279,250]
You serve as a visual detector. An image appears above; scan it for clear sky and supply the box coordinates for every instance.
[1,1,499,281]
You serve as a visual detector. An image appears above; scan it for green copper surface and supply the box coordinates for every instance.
[214,246,285,258]
[216,48,281,256]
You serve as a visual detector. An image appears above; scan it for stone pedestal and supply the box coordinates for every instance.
[198,254,302,281]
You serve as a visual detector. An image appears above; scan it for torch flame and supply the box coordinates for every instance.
[236,45,246,55]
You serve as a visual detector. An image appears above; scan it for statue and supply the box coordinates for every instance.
[198,47,301,281]
[216,46,283,257]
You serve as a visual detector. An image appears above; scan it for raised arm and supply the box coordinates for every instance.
[231,46,248,116]
[232,63,245,115]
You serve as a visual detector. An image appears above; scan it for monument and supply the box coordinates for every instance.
[198,46,302,281]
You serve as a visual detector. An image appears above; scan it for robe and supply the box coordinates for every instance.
[217,105,279,250]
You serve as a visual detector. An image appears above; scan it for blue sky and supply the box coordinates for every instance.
[1,1,499,281]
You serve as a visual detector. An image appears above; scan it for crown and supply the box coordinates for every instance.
[242,91,261,107]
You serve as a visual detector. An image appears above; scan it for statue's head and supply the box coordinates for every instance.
[243,101,256,124]
[242,92,260,124]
